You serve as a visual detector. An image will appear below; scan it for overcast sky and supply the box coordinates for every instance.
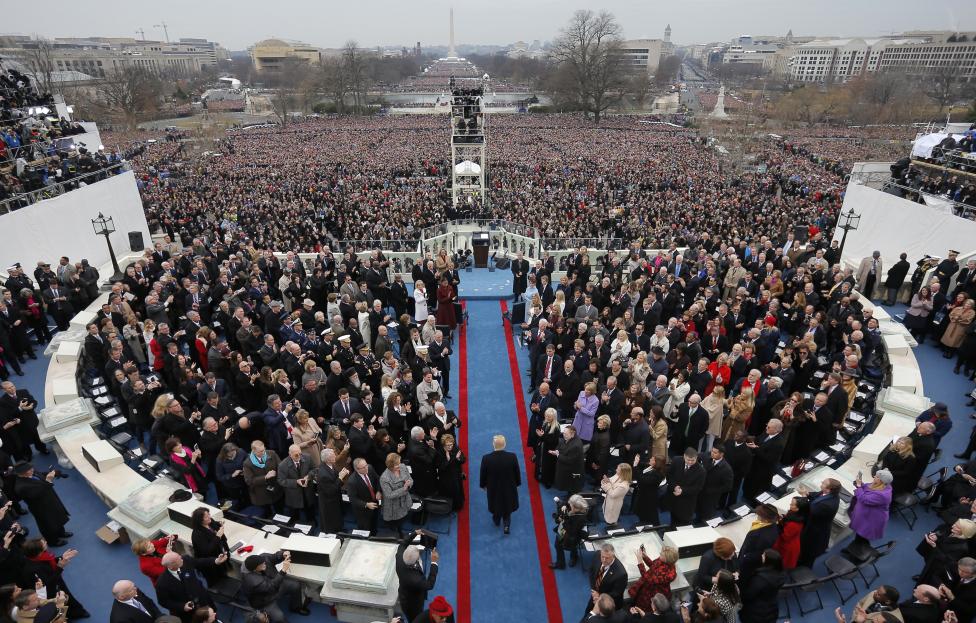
[4,0,975,50]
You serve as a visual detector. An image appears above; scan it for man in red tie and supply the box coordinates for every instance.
[345,458,382,534]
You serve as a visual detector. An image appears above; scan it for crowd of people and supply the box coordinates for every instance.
[0,230,470,622]
[2,74,975,621]
[126,113,872,255]
[502,227,976,622]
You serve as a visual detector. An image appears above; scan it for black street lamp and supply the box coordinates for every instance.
[91,212,123,282]
[836,206,861,261]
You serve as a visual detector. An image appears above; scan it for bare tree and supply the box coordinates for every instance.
[625,74,652,109]
[924,61,968,112]
[22,38,59,96]
[654,55,682,85]
[342,41,371,114]
[321,56,349,114]
[82,65,162,129]
[549,9,627,124]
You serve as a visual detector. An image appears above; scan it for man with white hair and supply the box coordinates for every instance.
[316,448,349,533]
[345,457,381,534]
[396,529,441,623]
[109,579,165,623]
[480,434,521,534]
[743,418,787,499]
[154,551,220,621]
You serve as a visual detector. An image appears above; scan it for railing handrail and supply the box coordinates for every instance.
[0,162,127,215]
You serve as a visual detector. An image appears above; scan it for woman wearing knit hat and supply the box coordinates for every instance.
[916,519,976,586]
[413,595,454,623]
[847,469,893,551]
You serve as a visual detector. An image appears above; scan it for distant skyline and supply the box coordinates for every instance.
[4,0,975,50]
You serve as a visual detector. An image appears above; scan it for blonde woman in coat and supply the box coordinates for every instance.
[649,406,669,459]
[722,386,754,441]
[601,462,633,526]
[700,385,726,453]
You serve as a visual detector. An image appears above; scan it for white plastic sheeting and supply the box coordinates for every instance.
[0,170,150,272]
[911,132,965,158]
[833,183,976,273]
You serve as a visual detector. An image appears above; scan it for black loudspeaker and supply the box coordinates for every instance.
[128,231,145,251]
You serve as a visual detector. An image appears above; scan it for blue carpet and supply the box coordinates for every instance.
[14,295,976,622]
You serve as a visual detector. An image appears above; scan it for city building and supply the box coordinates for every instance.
[618,25,675,75]
[784,31,976,83]
[250,38,321,72]
[0,36,222,78]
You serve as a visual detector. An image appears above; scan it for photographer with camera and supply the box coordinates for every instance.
[550,494,588,570]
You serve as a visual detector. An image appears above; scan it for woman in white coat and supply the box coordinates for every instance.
[414,280,429,322]
[664,370,691,419]
[601,462,633,527]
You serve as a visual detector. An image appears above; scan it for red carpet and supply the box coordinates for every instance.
[455,302,471,622]
[499,300,564,623]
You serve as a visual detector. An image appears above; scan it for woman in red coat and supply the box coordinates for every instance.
[773,496,809,569]
[705,353,732,396]
[132,535,175,585]
[628,546,678,611]
[435,276,457,330]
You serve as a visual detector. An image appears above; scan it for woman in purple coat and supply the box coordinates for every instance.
[571,382,599,443]
[848,469,894,549]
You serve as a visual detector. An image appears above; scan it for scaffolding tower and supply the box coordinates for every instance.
[449,75,488,208]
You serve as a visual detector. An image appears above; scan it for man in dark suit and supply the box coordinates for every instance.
[316,447,348,533]
[909,422,938,486]
[897,584,942,623]
[667,448,706,527]
[704,327,730,360]
[396,530,440,623]
[533,343,562,393]
[526,320,552,392]
[345,457,381,534]
[479,434,521,534]
[527,383,555,448]
[822,373,849,428]
[155,552,220,622]
[42,278,74,331]
[697,444,734,522]
[798,478,842,568]
[84,322,108,370]
[511,252,529,299]
[940,558,976,623]
[195,372,228,405]
[619,408,650,467]
[13,462,70,545]
[109,579,163,623]
[670,394,708,457]
[723,430,754,508]
[743,419,787,500]
[584,543,628,615]
[330,389,363,429]
[428,330,453,399]
[0,381,48,459]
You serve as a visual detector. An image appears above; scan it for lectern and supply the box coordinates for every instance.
[472,231,490,268]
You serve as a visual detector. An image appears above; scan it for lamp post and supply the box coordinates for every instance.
[92,212,123,282]
[836,206,861,262]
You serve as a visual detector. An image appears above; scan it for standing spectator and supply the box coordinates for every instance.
[885,253,911,306]
[773,496,809,570]
[554,425,585,496]
[379,452,413,537]
[277,444,316,525]
[395,531,439,623]
[12,463,71,546]
[847,469,894,551]
[600,463,631,528]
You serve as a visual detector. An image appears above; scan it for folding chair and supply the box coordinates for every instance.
[422,496,455,534]
[825,555,860,603]
[788,566,827,616]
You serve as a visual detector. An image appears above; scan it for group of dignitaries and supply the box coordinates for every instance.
[1,235,470,623]
[496,233,976,623]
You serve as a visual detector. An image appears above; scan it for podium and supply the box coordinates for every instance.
[472,231,490,268]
